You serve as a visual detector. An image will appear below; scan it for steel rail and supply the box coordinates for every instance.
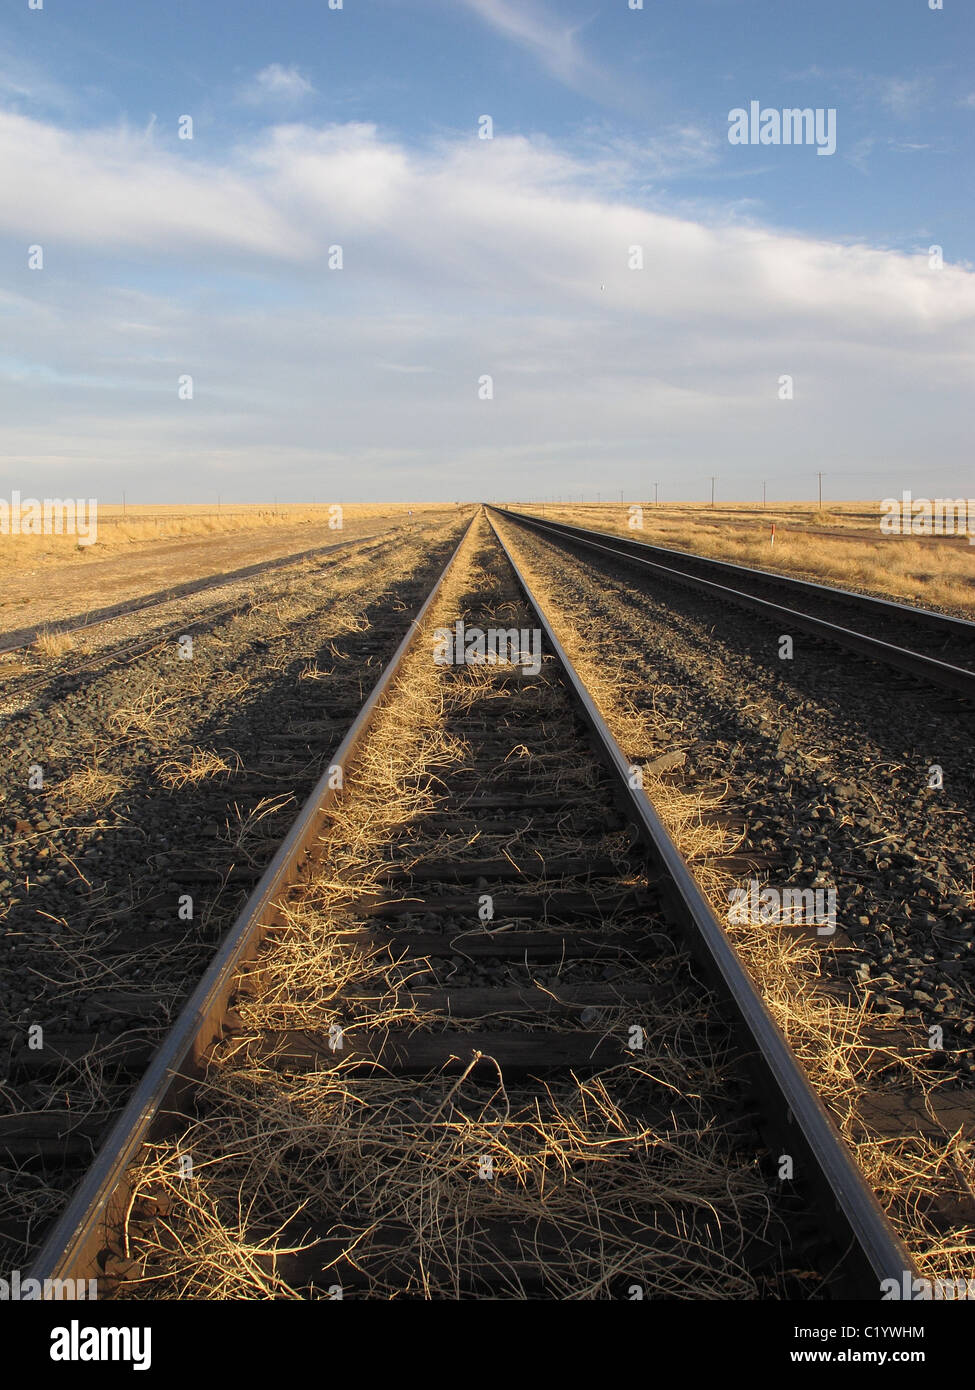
[27,519,476,1289]
[497,508,975,642]
[488,509,918,1298]
[492,508,975,699]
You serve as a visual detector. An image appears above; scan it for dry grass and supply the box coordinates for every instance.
[0,503,464,562]
[32,627,76,659]
[727,918,975,1288]
[52,762,124,812]
[116,1060,779,1300]
[0,504,472,649]
[155,748,241,790]
[217,795,298,863]
[515,502,975,618]
[108,683,186,742]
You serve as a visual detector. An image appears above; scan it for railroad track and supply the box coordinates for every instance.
[486,508,975,1281]
[495,509,975,699]
[25,511,913,1299]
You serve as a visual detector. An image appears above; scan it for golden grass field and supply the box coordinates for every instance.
[0,503,471,633]
[512,501,975,618]
[0,502,453,562]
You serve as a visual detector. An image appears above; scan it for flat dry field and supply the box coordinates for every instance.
[0,504,471,633]
[512,501,975,618]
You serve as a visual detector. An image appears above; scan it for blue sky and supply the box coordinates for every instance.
[1,0,973,502]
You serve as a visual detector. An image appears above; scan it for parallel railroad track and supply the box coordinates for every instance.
[494,509,975,699]
[24,511,913,1299]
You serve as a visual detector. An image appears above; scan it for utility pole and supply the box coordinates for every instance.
[762,481,766,510]
[710,476,717,508]
[654,482,659,506]
[817,472,824,509]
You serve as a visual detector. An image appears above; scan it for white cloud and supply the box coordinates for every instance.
[0,43,75,114]
[456,0,633,109]
[871,75,929,118]
[1,111,973,499]
[783,67,934,122]
[844,134,877,173]
[577,122,719,185]
[243,63,315,105]
[0,111,298,256]
[459,0,586,79]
